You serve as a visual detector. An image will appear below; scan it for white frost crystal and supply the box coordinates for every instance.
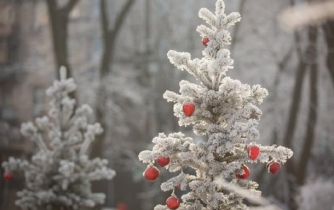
[2,68,115,210]
[139,1,293,209]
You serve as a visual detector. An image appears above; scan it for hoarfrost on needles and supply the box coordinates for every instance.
[2,67,115,210]
[139,0,293,209]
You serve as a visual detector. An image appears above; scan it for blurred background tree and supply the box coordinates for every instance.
[0,0,333,210]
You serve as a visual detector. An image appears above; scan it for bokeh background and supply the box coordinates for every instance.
[0,0,333,210]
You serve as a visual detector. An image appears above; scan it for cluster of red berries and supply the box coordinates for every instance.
[143,156,170,181]
[143,156,180,209]
[235,145,281,179]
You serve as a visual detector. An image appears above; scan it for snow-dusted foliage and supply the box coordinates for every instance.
[139,1,293,209]
[297,178,334,210]
[2,67,115,210]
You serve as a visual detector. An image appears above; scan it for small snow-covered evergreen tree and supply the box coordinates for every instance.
[2,68,115,210]
[139,1,293,209]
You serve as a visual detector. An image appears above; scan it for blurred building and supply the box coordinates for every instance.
[0,1,51,209]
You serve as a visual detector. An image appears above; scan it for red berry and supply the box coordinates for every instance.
[183,103,195,117]
[267,161,281,174]
[235,165,250,179]
[157,156,170,167]
[166,195,180,209]
[4,172,13,181]
[116,203,128,210]
[247,145,260,160]
[143,165,160,181]
[202,37,210,46]
[176,184,181,189]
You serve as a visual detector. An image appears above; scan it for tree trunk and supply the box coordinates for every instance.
[49,13,71,78]
[46,0,79,102]
[296,27,318,186]
[282,42,308,176]
[46,0,79,79]
[323,21,334,90]
[90,0,135,158]
[89,1,135,208]
[284,27,318,210]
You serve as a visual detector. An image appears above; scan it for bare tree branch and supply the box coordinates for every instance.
[99,0,135,78]
[92,0,135,158]
[296,27,318,186]
[46,0,80,80]
[323,21,334,90]
[282,27,312,174]
[100,0,109,41]
[110,0,135,38]
[91,2,136,205]
[64,0,79,14]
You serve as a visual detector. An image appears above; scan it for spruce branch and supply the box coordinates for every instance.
[139,1,293,209]
[2,67,115,210]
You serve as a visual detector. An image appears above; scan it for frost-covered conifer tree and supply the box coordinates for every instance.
[139,1,293,209]
[2,68,115,210]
